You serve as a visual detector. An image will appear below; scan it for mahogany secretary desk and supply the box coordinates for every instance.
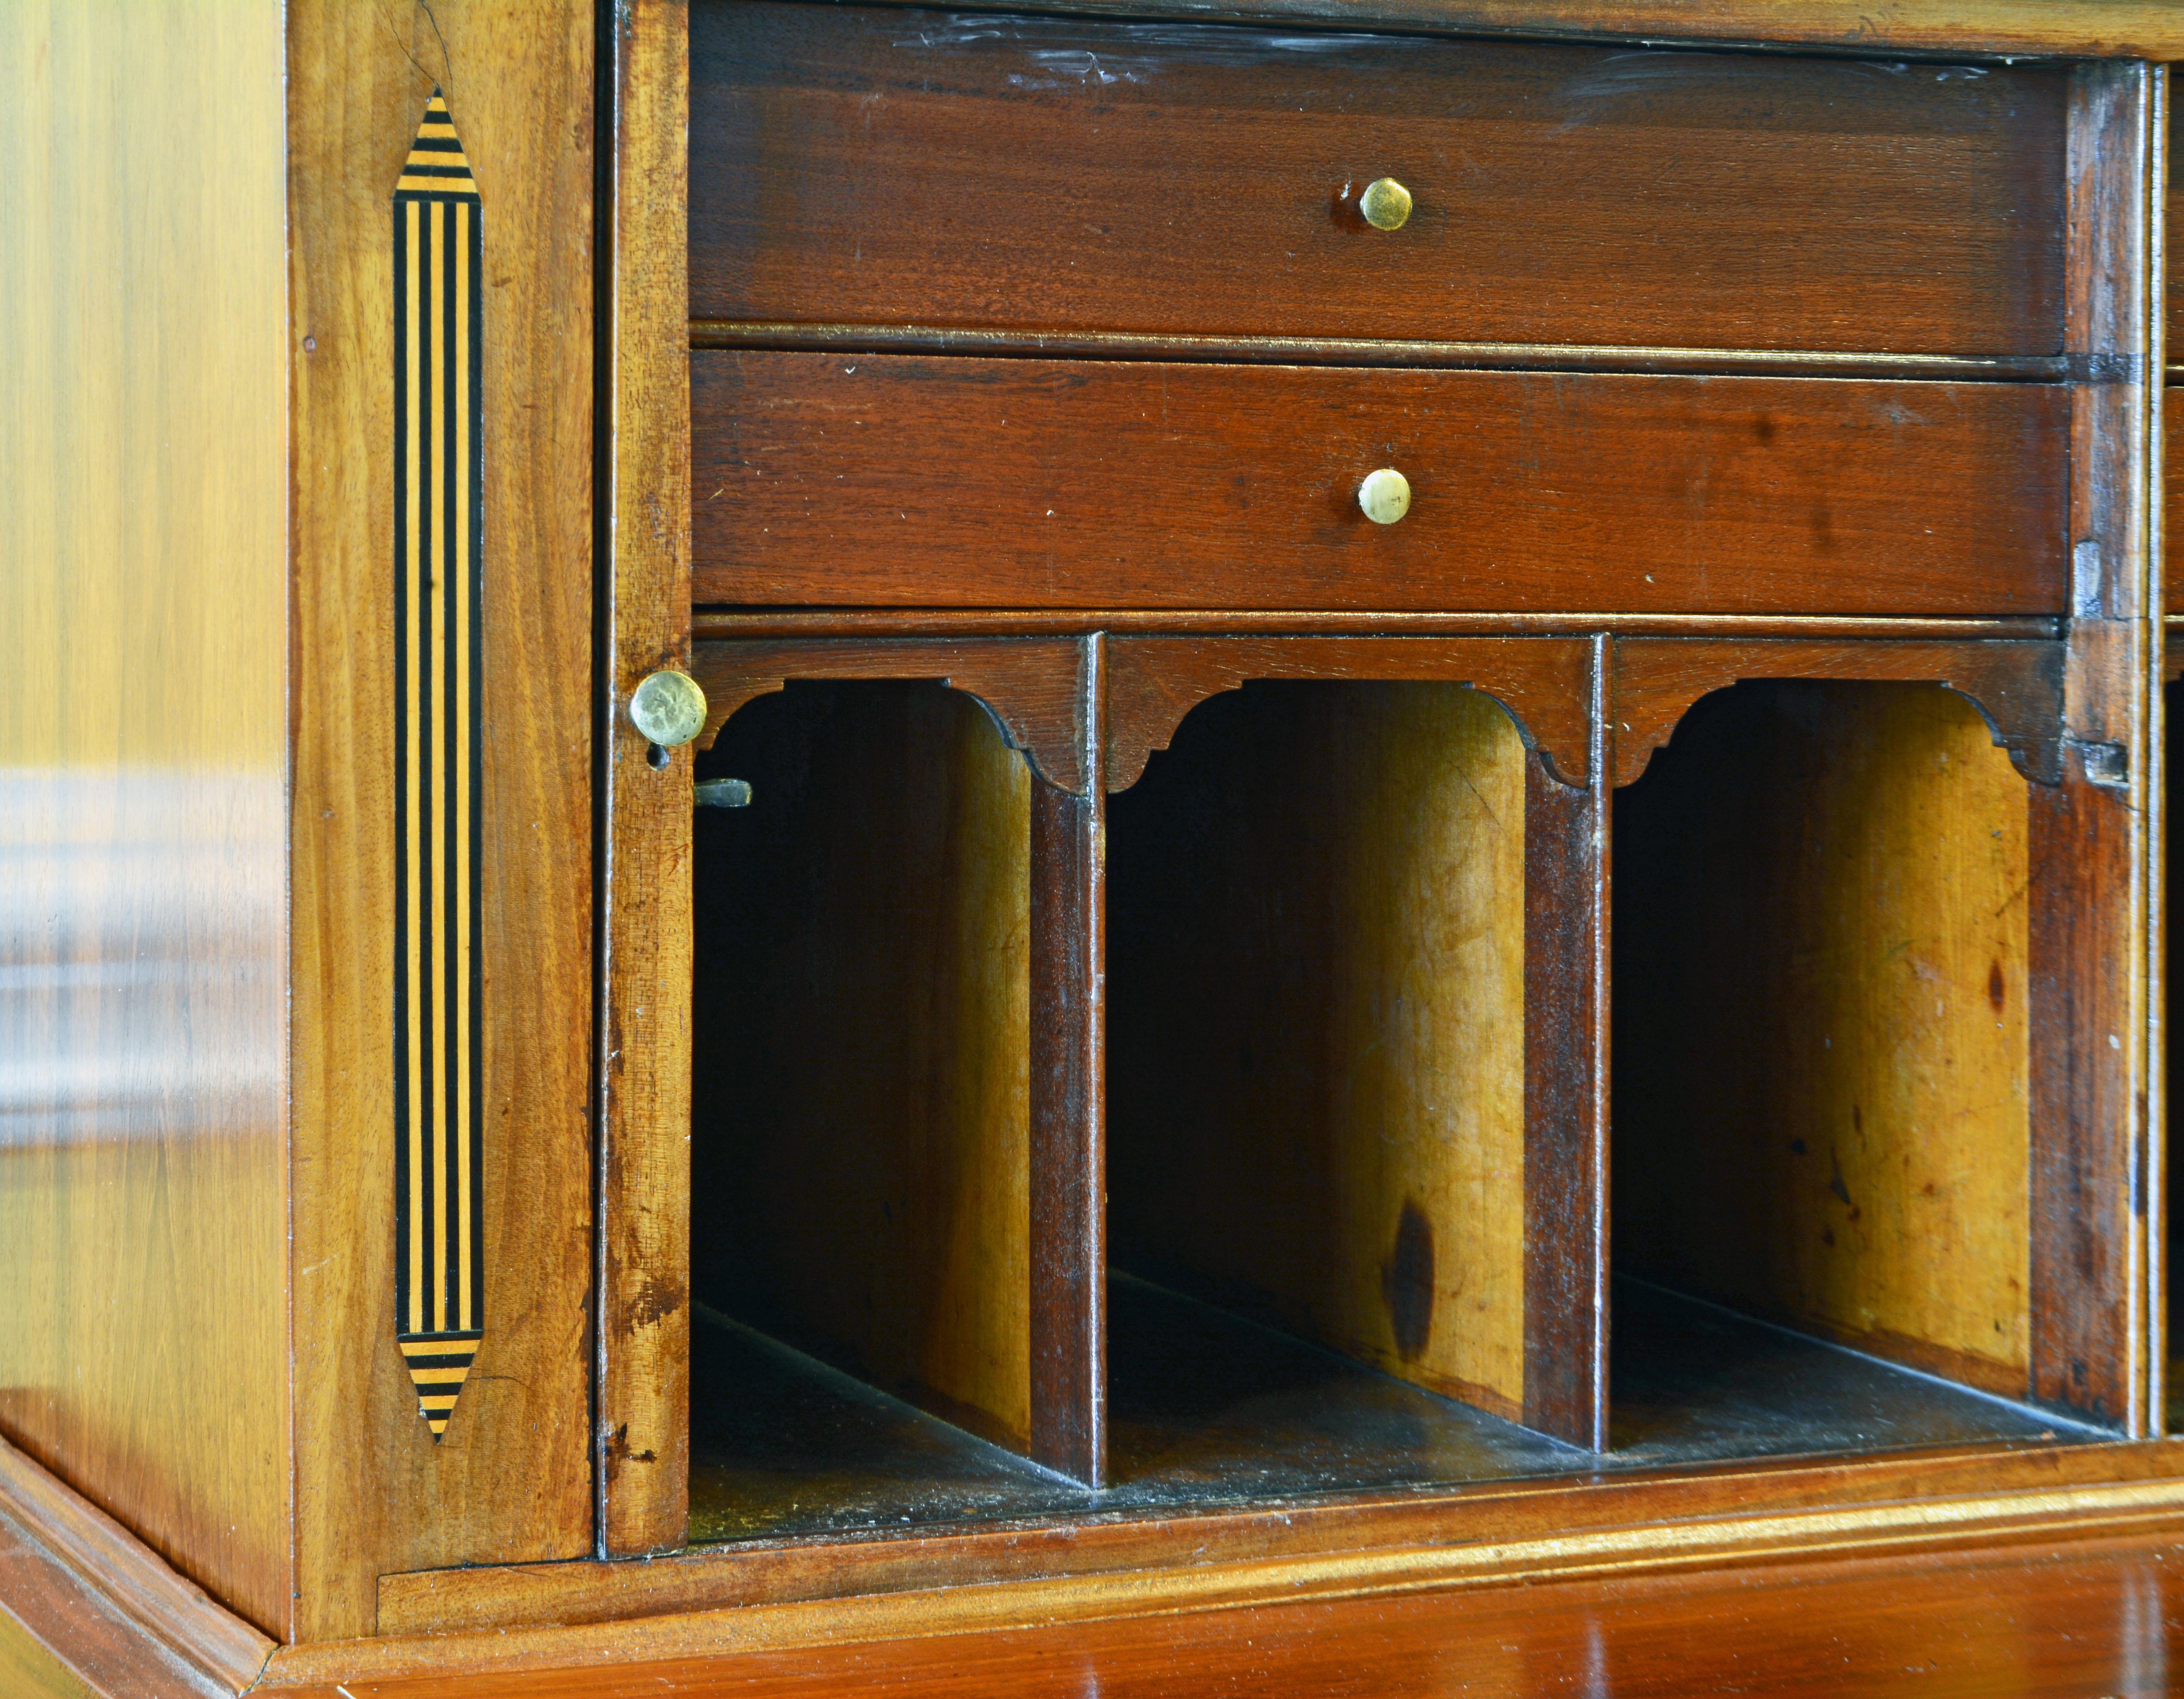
[4,0,2184,1692]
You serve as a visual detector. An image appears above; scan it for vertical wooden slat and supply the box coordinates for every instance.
[2144,68,2168,1437]
[2030,61,2158,1432]
[1521,635,1610,1450]
[1028,634,1107,1486]
[598,0,693,1553]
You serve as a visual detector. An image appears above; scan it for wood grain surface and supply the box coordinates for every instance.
[0,1433,275,1698]
[287,0,597,1639]
[599,0,696,1557]
[1519,644,1609,1448]
[1611,637,2067,788]
[2032,61,2157,1433]
[1108,683,1530,1423]
[693,5,2066,357]
[691,354,2069,614]
[690,639,1090,793]
[725,0,2184,62]
[278,1523,2184,1698]
[1616,683,2033,1392]
[1028,638,1108,1483]
[2169,388,2180,603]
[1102,636,1592,791]
[0,0,293,1637]
[373,1439,2184,1638]
[693,685,1034,1451]
[694,610,2066,641]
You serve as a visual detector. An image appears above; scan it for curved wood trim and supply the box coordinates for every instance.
[1102,637,1593,793]
[1609,639,2066,789]
[690,638,1089,796]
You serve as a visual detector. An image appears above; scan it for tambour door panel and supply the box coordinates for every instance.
[691,353,2068,615]
[691,2,2066,358]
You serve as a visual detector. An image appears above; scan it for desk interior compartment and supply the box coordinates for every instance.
[1611,679,2091,1456]
[1105,680,1580,1491]
[688,680,1057,1539]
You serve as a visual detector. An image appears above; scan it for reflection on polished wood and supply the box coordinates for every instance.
[0,0,292,1639]
[262,1519,2184,1696]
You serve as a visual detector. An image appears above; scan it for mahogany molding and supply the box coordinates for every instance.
[1104,637,1594,792]
[839,0,2184,62]
[693,612,2063,642]
[1609,638,2067,789]
[304,1519,2184,1699]
[289,1454,2184,1690]
[0,1434,273,1697]
[371,1437,2184,1641]
[690,638,1090,795]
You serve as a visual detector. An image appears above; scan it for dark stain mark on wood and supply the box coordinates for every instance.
[1382,1200,1435,1362]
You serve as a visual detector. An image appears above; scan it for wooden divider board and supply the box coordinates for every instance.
[693,685,1034,1448]
[1615,682,2032,1391]
[1108,683,1529,1421]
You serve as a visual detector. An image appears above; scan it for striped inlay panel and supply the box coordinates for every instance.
[393,89,485,1442]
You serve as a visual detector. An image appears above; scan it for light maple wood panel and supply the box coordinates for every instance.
[287,0,595,1640]
[693,685,1034,1448]
[0,0,292,1637]
[1109,683,1527,1420]
[1615,682,2032,1391]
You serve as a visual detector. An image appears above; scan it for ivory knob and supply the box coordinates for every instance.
[1358,468,1412,525]
[629,669,709,748]
[1360,177,1413,231]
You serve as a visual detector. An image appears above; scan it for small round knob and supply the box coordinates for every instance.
[629,669,708,748]
[1359,177,1413,231]
[1358,468,1412,525]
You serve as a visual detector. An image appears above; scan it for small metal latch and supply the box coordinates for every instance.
[695,778,754,808]
[2071,740,2129,791]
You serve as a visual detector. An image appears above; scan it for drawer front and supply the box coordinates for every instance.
[693,3,2066,358]
[693,354,2066,615]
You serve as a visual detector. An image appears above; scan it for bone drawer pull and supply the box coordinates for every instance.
[1358,467,1412,525]
[629,669,709,748]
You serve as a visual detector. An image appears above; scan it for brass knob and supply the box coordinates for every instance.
[1360,177,1413,231]
[1358,468,1412,525]
[629,669,708,748]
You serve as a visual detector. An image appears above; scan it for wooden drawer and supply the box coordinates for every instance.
[691,353,2067,614]
[692,3,2066,357]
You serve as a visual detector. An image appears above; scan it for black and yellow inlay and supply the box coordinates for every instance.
[394,89,485,1442]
